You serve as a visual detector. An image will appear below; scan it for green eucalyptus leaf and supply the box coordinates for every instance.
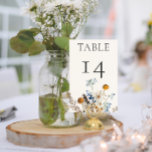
[10,29,38,54]
[61,78,69,92]
[10,28,42,55]
[10,36,29,54]
[29,41,45,56]
[18,31,34,46]
[61,22,73,37]
[18,28,40,37]
[29,28,40,36]
[54,37,69,51]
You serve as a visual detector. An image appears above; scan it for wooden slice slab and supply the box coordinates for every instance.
[6,118,123,148]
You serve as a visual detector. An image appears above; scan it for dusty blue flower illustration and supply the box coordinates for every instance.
[86,78,97,87]
[108,93,116,100]
[103,102,112,112]
[86,90,96,103]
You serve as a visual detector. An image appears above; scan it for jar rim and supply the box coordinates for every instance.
[47,50,68,54]
[45,50,68,57]
[44,50,69,62]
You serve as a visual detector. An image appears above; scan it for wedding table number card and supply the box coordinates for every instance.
[70,40,118,112]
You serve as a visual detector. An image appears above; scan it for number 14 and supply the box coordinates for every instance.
[82,61,105,78]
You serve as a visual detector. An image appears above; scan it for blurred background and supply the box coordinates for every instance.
[0,0,152,100]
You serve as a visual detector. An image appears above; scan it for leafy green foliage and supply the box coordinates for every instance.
[54,37,69,51]
[10,36,30,53]
[29,28,41,36]
[10,28,45,56]
[10,26,71,55]
[39,95,59,125]
[58,98,66,121]
[39,93,67,124]
[29,41,45,56]
[61,22,74,37]
[57,77,69,121]
[18,30,34,45]
[19,28,40,36]
[42,37,54,50]
[61,78,69,92]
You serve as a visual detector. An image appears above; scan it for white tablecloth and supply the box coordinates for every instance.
[0,90,151,152]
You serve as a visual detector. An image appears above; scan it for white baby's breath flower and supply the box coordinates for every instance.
[23,0,38,15]
[24,0,98,38]
[44,2,57,12]
[71,0,83,9]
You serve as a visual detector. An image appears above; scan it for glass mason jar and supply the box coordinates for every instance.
[39,51,80,127]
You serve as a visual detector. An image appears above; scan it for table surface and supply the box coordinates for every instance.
[0,87,151,152]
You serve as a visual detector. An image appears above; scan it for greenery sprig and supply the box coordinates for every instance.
[10,0,98,55]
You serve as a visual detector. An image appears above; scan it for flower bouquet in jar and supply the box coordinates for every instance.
[10,0,99,127]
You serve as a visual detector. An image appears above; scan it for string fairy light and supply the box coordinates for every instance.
[80,105,152,152]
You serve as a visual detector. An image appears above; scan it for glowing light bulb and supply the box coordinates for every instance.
[100,141,108,152]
